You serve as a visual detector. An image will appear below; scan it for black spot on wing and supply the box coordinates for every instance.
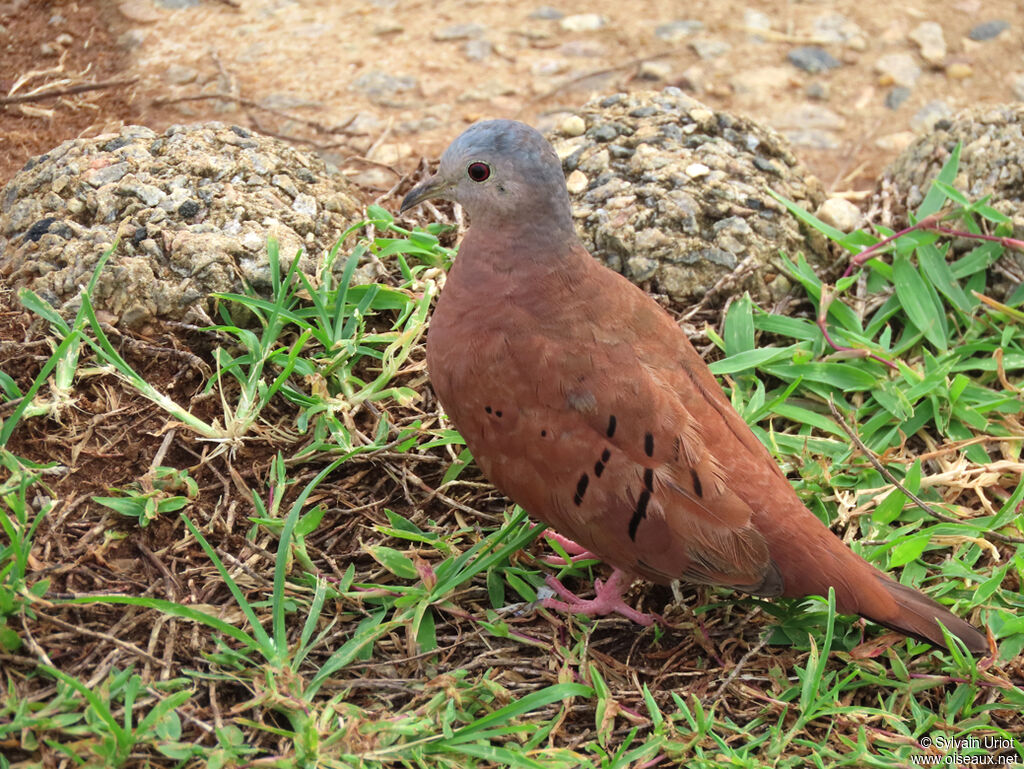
[606,415,617,438]
[573,473,589,506]
[643,468,654,492]
[594,460,605,477]
[628,489,651,541]
[644,432,654,457]
[690,468,703,497]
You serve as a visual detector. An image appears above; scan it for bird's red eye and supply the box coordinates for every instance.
[467,162,491,182]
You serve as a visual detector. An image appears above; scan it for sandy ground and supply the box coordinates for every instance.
[1,0,1022,201]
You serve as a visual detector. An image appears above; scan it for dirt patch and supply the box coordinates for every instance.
[2,0,1022,200]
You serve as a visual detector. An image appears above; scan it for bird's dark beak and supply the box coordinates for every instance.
[399,173,449,214]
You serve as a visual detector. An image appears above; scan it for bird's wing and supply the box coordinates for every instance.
[430,258,783,594]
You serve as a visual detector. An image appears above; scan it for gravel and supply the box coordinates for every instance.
[546,88,833,309]
[1,123,362,328]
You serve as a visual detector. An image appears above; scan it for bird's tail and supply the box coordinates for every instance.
[863,574,988,655]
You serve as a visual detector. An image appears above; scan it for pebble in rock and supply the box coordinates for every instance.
[909,21,946,66]
[967,20,1009,41]
[654,20,704,42]
[816,198,863,232]
[874,53,921,88]
[560,115,586,136]
[885,87,911,110]
[560,13,606,32]
[788,46,841,73]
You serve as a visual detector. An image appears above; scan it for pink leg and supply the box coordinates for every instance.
[542,531,598,565]
[542,568,656,626]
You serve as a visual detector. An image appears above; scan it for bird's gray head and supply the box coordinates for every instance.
[400,119,574,235]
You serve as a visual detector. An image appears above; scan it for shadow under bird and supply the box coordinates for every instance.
[400,118,988,655]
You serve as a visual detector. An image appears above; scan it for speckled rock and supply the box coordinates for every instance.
[0,123,362,328]
[883,103,1024,298]
[548,89,831,308]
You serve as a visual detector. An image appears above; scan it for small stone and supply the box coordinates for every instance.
[560,14,606,32]
[910,100,953,133]
[464,39,492,60]
[788,46,841,73]
[654,20,704,42]
[154,0,199,7]
[909,21,946,66]
[589,123,619,142]
[885,87,911,109]
[566,169,588,194]
[373,21,403,35]
[815,198,862,232]
[638,61,672,81]
[119,182,166,207]
[432,23,485,41]
[163,64,198,85]
[529,6,563,20]
[40,42,59,56]
[560,115,586,137]
[351,70,418,100]
[685,163,710,178]
[743,8,773,34]
[118,0,164,22]
[875,53,921,87]
[292,193,317,218]
[55,32,73,46]
[946,62,973,79]
[967,20,1009,41]
[806,82,829,100]
[690,39,730,59]
[84,162,130,187]
[811,13,864,46]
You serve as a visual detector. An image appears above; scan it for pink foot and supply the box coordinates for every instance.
[542,569,656,626]
[542,531,598,566]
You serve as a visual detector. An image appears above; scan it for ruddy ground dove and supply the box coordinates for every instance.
[400,119,988,654]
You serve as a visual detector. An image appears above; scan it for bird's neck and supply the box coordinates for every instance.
[442,221,593,321]
[458,215,582,274]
